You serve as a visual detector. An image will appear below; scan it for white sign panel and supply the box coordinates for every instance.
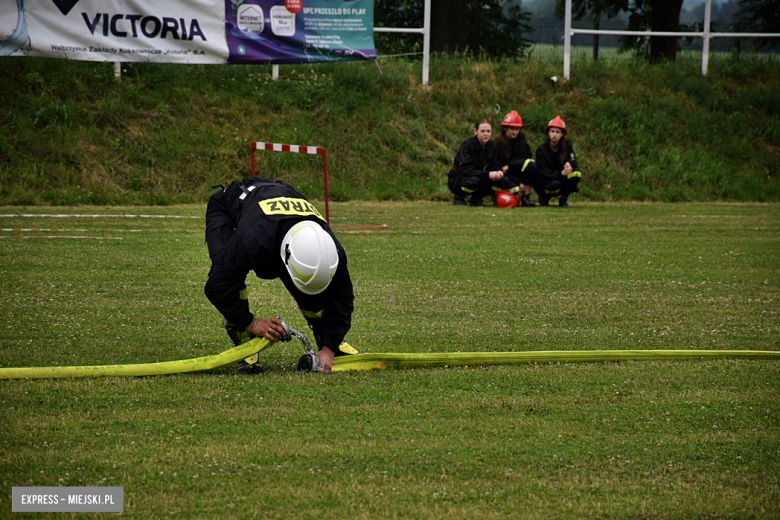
[1,0,228,63]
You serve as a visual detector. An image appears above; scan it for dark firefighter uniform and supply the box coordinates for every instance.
[534,140,582,203]
[204,177,354,353]
[447,136,518,204]
[500,132,538,189]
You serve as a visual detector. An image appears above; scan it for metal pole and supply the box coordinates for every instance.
[422,0,431,86]
[571,29,711,37]
[564,0,572,81]
[251,145,256,177]
[702,0,712,75]
[321,150,329,225]
[593,21,599,60]
[114,62,121,78]
[273,64,279,80]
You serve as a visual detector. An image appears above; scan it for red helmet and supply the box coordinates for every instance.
[545,115,567,136]
[501,110,523,128]
[495,191,520,209]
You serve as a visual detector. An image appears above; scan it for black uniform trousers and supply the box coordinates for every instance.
[447,171,519,200]
[533,174,580,198]
[505,159,538,188]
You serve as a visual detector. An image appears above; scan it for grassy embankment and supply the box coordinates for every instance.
[0,202,778,518]
[0,53,779,205]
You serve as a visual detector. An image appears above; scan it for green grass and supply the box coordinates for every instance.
[0,201,778,518]
[1,54,779,204]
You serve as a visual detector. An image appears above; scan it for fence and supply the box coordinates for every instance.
[524,18,779,63]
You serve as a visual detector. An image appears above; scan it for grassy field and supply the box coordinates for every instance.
[0,201,778,519]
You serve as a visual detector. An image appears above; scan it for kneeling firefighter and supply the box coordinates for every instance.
[204,177,358,374]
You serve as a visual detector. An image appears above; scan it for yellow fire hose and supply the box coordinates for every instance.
[0,337,275,379]
[0,338,777,379]
[332,349,780,371]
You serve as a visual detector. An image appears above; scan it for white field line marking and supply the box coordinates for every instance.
[0,236,123,240]
[0,214,200,218]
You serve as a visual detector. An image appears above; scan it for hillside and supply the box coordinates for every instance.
[0,53,778,204]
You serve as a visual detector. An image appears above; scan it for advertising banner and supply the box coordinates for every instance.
[1,0,229,63]
[225,0,374,64]
[0,0,374,64]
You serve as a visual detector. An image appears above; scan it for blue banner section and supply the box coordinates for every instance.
[225,0,375,64]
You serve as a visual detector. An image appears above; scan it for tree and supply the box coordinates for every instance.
[555,0,685,63]
[429,0,468,53]
[735,0,780,48]
[374,0,533,58]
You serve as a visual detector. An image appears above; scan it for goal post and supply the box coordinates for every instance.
[251,142,330,225]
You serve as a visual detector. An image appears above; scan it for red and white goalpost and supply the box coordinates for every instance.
[251,142,330,224]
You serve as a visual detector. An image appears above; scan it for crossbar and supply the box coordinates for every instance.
[251,141,330,224]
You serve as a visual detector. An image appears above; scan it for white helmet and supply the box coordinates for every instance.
[280,221,339,295]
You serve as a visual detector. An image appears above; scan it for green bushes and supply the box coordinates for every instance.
[0,55,778,204]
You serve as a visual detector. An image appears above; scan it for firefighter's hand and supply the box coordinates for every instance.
[563,162,573,176]
[316,346,335,373]
[502,165,509,174]
[489,170,504,182]
[246,317,286,342]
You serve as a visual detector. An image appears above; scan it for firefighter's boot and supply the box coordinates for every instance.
[225,322,263,374]
[521,194,536,207]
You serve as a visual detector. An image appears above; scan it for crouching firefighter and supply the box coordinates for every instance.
[448,119,522,207]
[494,110,539,207]
[534,116,583,208]
[204,177,358,374]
